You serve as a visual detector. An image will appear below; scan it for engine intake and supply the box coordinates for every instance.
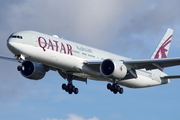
[19,61,46,80]
[100,59,127,79]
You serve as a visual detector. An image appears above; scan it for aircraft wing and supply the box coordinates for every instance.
[85,57,180,72]
[123,57,180,70]
[0,56,19,62]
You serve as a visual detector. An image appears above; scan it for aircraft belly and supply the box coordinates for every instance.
[118,74,161,88]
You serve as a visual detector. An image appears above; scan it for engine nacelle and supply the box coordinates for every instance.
[100,59,127,79]
[19,61,46,80]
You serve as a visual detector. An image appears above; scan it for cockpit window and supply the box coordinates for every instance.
[11,35,23,39]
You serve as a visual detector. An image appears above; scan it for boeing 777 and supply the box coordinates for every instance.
[1,28,180,94]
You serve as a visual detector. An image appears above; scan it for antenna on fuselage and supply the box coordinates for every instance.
[52,35,59,38]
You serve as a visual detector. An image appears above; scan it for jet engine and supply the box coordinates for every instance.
[18,61,46,80]
[100,59,127,79]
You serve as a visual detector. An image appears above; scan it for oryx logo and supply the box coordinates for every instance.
[154,35,172,59]
[120,66,123,71]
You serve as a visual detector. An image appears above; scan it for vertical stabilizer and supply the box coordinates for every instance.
[151,28,173,59]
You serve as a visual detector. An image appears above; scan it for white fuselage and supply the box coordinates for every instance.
[7,31,170,88]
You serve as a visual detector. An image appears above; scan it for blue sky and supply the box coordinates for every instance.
[0,0,180,120]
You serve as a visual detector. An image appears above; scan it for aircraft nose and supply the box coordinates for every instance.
[7,33,23,54]
[7,34,14,48]
[7,35,16,53]
[7,34,16,48]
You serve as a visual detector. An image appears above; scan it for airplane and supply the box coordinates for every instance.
[1,28,180,95]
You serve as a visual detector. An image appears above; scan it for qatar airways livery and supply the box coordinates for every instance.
[1,28,180,94]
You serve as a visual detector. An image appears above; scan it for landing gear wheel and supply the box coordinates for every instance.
[107,83,112,90]
[112,83,117,90]
[68,90,73,94]
[61,83,79,95]
[72,86,75,92]
[106,83,124,95]
[61,74,80,94]
[119,87,124,94]
[62,84,67,90]
[113,90,118,94]
[67,84,73,90]
[117,86,120,92]
[74,88,79,94]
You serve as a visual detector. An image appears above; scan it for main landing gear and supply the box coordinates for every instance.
[61,74,79,94]
[62,83,79,94]
[107,83,124,94]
